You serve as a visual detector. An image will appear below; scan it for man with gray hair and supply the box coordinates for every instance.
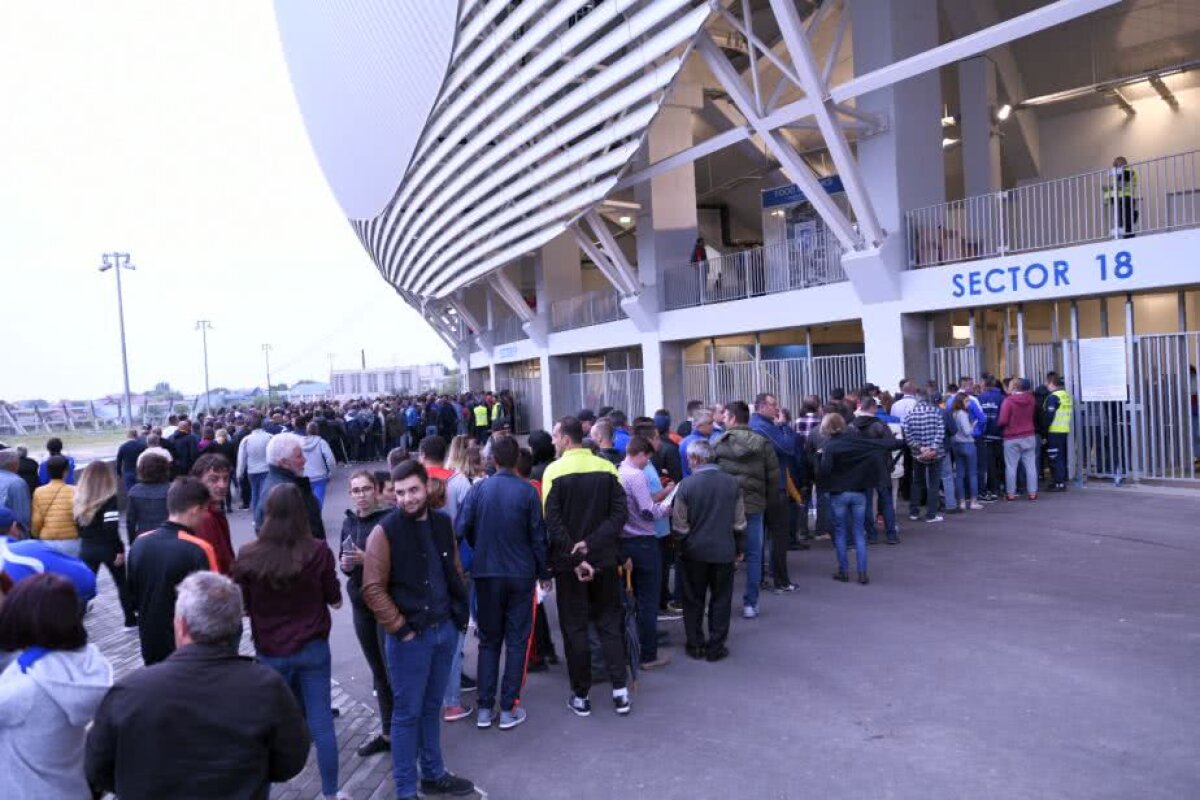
[0,449,31,532]
[86,572,310,800]
[679,409,715,478]
[671,440,746,662]
[255,431,325,539]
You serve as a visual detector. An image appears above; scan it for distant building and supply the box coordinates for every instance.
[330,363,449,398]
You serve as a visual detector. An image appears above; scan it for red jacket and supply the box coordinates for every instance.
[997,392,1037,440]
[192,506,235,575]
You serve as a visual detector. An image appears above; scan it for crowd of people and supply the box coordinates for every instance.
[0,376,1078,799]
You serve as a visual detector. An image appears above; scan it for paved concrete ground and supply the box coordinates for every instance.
[86,466,1200,800]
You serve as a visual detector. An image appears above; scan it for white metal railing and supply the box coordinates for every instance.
[907,149,1200,268]
[683,354,865,411]
[660,232,847,311]
[492,314,527,345]
[550,287,627,332]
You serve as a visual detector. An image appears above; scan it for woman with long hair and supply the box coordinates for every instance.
[951,392,982,511]
[445,434,472,476]
[74,462,136,626]
[0,573,113,799]
[234,484,345,800]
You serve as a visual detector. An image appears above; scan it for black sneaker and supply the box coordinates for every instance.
[420,772,476,796]
[356,734,390,757]
[568,695,591,717]
[460,674,477,693]
[612,691,632,716]
[908,512,920,522]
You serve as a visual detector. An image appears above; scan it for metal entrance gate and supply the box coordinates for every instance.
[1063,332,1199,483]
[682,354,866,411]
[1024,343,1062,383]
[933,346,980,390]
[565,369,645,418]
[500,361,542,435]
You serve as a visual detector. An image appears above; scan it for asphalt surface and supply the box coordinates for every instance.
[219,464,1200,800]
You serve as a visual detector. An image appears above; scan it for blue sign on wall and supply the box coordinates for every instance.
[761,175,845,209]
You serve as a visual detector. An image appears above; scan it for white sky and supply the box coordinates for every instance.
[0,1,451,402]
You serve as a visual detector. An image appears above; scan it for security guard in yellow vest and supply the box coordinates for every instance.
[472,399,491,444]
[1043,376,1073,491]
[1103,156,1139,239]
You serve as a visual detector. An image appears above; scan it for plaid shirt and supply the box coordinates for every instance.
[901,401,945,459]
[793,413,821,444]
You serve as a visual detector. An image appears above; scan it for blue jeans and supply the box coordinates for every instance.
[386,620,456,798]
[866,483,898,542]
[742,512,764,608]
[442,630,467,708]
[310,478,328,510]
[249,471,267,519]
[953,440,979,501]
[619,536,662,662]
[940,454,957,509]
[830,491,867,575]
[259,638,338,795]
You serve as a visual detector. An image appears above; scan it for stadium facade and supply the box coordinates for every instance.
[273,0,1200,483]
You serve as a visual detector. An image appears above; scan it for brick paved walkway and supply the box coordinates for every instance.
[85,570,484,800]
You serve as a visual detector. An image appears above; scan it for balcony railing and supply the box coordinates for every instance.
[907,149,1200,268]
[492,315,527,345]
[550,287,627,332]
[660,233,847,311]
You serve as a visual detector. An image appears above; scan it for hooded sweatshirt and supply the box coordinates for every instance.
[998,391,1037,439]
[0,644,113,799]
[301,435,335,483]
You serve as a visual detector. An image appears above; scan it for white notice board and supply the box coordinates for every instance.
[1078,337,1128,402]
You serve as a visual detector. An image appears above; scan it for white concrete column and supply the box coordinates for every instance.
[635,75,703,293]
[537,232,582,308]
[638,334,666,418]
[862,306,935,391]
[958,57,1002,197]
[538,353,554,433]
[841,0,943,305]
[850,0,944,237]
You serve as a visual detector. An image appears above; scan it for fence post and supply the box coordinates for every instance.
[996,191,1008,255]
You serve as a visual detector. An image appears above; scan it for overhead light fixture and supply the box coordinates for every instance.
[942,137,960,149]
[1148,75,1179,110]
[771,210,785,218]
[996,103,1012,121]
[941,114,956,127]
[618,215,632,225]
[952,325,971,340]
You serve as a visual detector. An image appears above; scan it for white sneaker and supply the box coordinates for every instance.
[968,501,984,510]
[742,605,759,619]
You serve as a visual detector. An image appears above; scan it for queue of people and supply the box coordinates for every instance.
[0,371,1082,799]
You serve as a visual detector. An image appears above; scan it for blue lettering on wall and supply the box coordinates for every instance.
[949,250,1131,299]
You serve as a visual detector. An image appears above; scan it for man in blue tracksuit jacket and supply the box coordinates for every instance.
[977,378,1007,498]
[749,394,801,592]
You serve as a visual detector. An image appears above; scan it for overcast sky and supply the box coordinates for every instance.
[0,1,450,402]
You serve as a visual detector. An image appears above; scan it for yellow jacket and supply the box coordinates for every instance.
[32,480,78,541]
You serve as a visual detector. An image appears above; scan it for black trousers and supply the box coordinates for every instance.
[764,493,792,587]
[351,602,393,726]
[1047,432,1069,485]
[474,576,534,712]
[239,472,252,509]
[555,566,626,697]
[80,541,136,623]
[680,558,734,654]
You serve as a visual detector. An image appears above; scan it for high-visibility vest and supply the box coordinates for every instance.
[473,405,489,427]
[1048,389,1073,434]
[1103,167,1138,200]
